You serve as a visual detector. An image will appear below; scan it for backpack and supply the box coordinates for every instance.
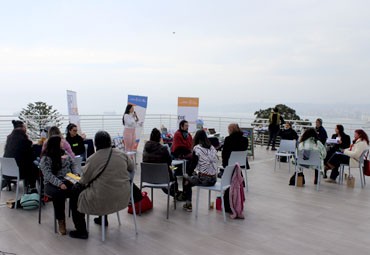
[20,193,40,210]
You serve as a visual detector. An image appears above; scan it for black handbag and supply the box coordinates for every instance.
[71,148,113,194]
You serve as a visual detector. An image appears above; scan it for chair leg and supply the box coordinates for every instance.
[274,156,277,172]
[245,169,248,192]
[288,156,291,173]
[317,170,320,192]
[151,187,154,205]
[131,193,138,235]
[221,191,226,223]
[117,212,121,226]
[54,208,57,234]
[208,190,211,209]
[102,215,105,242]
[359,168,364,188]
[87,215,90,231]
[195,187,200,218]
[166,186,170,219]
[38,180,42,224]
[173,183,177,210]
[15,179,20,209]
[295,166,298,187]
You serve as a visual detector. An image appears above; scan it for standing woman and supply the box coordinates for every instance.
[122,104,139,152]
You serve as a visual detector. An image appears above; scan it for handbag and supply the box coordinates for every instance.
[289,172,305,186]
[71,148,113,194]
[20,193,40,210]
[363,152,370,176]
[128,191,152,214]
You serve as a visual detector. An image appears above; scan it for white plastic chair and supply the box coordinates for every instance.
[338,149,369,188]
[295,150,322,191]
[274,140,296,173]
[195,165,235,222]
[73,156,83,175]
[228,151,248,192]
[0,157,25,209]
[87,170,138,241]
[164,144,187,176]
[140,163,176,219]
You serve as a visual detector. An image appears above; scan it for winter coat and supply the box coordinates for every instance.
[222,132,249,168]
[344,139,369,168]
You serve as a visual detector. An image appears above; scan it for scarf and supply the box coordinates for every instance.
[181,130,189,140]
[349,138,360,151]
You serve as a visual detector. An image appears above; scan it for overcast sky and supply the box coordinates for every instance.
[1,0,369,115]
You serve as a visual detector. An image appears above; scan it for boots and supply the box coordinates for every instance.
[58,220,67,235]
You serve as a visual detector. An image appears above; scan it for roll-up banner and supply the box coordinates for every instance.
[66,90,81,132]
[177,97,199,133]
[127,95,148,149]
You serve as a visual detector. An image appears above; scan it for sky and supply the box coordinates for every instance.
[1,0,369,116]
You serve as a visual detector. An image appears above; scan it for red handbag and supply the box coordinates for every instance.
[363,152,370,176]
[128,191,153,214]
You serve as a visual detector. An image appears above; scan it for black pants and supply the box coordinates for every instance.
[267,126,280,148]
[183,175,216,203]
[328,153,350,180]
[45,182,87,232]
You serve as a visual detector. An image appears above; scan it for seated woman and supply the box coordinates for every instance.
[2,120,38,190]
[222,123,249,169]
[323,124,351,178]
[279,122,298,141]
[66,123,85,159]
[326,129,369,183]
[298,128,327,185]
[77,131,134,234]
[42,126,75,157]
[40,136,83,237]
[143,128,184,201]
[183,130,217,212]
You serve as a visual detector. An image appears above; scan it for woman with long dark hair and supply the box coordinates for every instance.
[183,130,217,212]
[40,136,86,237]
[122,104,139,152]
[326,129,369,183]
[297,128,327,185]
[66,123,85,158]
[3,126,38,189]
[42,126,75,157]
[323,124,351,178]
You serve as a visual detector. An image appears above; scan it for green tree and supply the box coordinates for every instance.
[253,104,311,126]
[19,102,63,140]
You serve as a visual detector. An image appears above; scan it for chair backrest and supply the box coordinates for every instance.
[74,156,83,175]
[228,151,247,167]
[140,163,170,184]
[0,157,20,178]
[84,144,88,159]
[221,165,235,188]
[296,150,321,169]
[279,140,296,153]
[359,149,369,166]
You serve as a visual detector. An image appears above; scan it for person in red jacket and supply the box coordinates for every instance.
[171,120,193,174]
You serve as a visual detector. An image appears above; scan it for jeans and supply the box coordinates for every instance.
[183,175,217,203]
[267,126,280,148]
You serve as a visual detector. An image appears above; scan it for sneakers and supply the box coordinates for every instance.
[69,230,89,239]
[271,147,277,151]
[183,203,192,212]
[57,220,67,235]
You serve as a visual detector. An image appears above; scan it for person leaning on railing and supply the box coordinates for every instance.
[326,129,369,183]
[298,128,327,185]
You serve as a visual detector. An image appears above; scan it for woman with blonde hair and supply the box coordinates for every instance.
[42,126,75,157]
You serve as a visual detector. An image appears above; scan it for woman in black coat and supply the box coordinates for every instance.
[3,127,39,188]
[222,123,249,168]
[324,124,351,178]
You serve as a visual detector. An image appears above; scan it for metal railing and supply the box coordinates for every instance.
[1,114,370,144]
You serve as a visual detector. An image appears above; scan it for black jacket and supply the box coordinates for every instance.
[332,133,351,150]
[316,126,328,145]
[222,132,249,168]
[66,134,85,156]
[279,128,298,141]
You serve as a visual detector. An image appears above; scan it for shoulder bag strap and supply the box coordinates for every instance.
[86,148,113,188]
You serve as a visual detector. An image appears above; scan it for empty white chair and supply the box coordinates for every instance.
[274,140,297,173]
[195,165,235,222]
[338,149,369,188]
[0,157,25,209]
[228,151,248,192]
[295,150,322,191]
